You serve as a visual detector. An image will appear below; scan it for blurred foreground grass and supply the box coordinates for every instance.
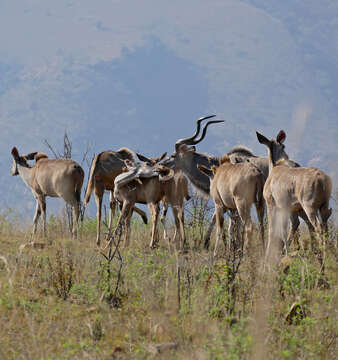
[0,211,337,360]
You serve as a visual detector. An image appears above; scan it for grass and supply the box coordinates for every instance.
[0,209,337,360]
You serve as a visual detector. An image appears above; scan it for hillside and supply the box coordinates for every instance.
[0,0,337,215]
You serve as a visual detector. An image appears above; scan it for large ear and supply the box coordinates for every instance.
[25,152,38,160]
[276,130,286,144]
[158,152,167,162]
[11,147,19,159]
[256,131,271,147]
[136,153,151,163]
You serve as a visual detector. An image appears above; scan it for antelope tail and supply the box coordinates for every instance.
[84,154,100,207]
[75,184,82,204]
[71,164,85,205]
[255,176,265,213]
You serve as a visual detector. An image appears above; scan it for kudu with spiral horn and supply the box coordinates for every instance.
[161,116,225,249]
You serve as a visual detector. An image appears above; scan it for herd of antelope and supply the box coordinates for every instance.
[10,115,332,262]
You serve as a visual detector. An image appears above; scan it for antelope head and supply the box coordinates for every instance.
[163,115,224,169]
[136,152,167,166]
[116,159,174,188]
[256,130,289,167]
[10,147,37,176]
[161,116,224,195]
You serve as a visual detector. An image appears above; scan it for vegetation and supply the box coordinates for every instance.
[0,204,336,359]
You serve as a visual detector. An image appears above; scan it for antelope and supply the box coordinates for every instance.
[136,152,191,246]
[227,145,316,250]
[83,148,152,245]
[112,160,180,249]
[256,130,332,260]
[10,147,84,239]
[162,116,253,250]
[198,156,265,256]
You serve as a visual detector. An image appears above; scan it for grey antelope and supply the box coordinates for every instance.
[227,144,317,249]
[10,147,84,238]
[256,130,332,259]
[84,148,151,245]
[161,115,250,250]
[112,160,178,249]
[198,156,265,256]
[136,152,191,247]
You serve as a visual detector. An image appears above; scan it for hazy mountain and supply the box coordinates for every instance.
[1,0,337,218]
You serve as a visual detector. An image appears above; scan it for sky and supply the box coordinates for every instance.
[1,0,337,217]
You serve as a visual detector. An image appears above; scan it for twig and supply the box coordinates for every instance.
[99,222,124,306]
[43,139,59,158]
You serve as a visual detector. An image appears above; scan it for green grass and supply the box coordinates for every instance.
[0,213,336,359]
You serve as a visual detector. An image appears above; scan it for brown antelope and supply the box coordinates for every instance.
[227,144,316,250]
[162,116,251,250]
[83,148,152,245]
[256,130,332,259]
[136,153,191,246]
[112,161,181,249]
[10,147,84,239]
[198,156,265,256]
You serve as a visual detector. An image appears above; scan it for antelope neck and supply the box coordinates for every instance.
[17,163,33,188]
